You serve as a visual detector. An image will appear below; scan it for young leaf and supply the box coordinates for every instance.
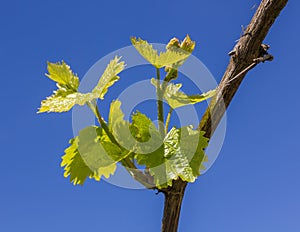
[38,57,124,113]
[150,127,194,188]
[39,93,78,113]
[61,126,130,185]
[135,145,166,186]
[108,100,136,150]
[180,127,209,177]
[91,56,125,100]
[131,37,191,68]
[46,61,79,90]
[39,61,80,113]
[151,78,216,109]
[135,126,209,189]
[130,111,163,154]
[164,35,196,81]
[77,126,125,167]
[147,127,194,188]
[61,137,114,185]
[131,111,159,142]
[108,100,125,131]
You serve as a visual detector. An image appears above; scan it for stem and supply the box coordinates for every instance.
[95,104,119,145]
[88,101,155,188]
[120,154,154,189]
[87,101,118,145]
[161,1,287,231]
[165,107,173,134]
[198,0,288,138]
[161,179,187,232]
[156,68,165,137]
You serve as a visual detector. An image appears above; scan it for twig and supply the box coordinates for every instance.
[88,101,155,189]
[226,53,274,86]
[156,68,165,137]
[165,107,173,134]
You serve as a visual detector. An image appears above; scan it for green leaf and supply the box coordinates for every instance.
[38,57,124,113]
[109,102,165,163]
[61,137,88,185]
[180,127,209,177]
[38,92,93,113]
[108,101,163,155]
[39,61,80,113]
[61,137,110,185]
[128,112,165,176]
[91,56,125,100]
[108,100,125,131]
[61,126,130,185]
[131,37,191,68]
[135,145,166,186]
[130,112,152,142]
[131,111,157,142]
[46,61,79,90]
[152,127,195,187]
[108,100,136,150]
[78,126,125,166]
[130,112,163,154]
[135,126,209,189]
[151,78,216,109]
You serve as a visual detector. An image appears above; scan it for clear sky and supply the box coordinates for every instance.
[0,0,299,231]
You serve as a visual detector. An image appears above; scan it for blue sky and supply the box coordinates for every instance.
[0,0,299,231]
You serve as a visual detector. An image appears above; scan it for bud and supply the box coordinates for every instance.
[166,37,181,50]
[164,68,178,82]
[180,34,195,53]
[164,36,195,82]
[165,38,180,74]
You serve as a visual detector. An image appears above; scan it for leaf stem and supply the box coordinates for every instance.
[121,159,155,189]
[165,107,173,134]
[87,101,155,188]
[156,68,165,137]
[95,104,119,145]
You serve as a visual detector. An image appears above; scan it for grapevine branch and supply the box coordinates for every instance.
[161,0,288,232]
[199,0,288,137]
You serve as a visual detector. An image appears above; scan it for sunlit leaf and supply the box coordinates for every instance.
[131,37,191,68]
[78,126,124,167]
[91,56,125,99]
[181,127,209,177]
[131,111,157,142]
[46,61,79,90]
[61,126,130,185]
[130,111,163,155]
[108,100,125,131]
[38,92,93,113]
[151,78,216,109]
[38,57,124,113]
[108,100,136,150]
[135,125,209,188]
[61,137,91,185]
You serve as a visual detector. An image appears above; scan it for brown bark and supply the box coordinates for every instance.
[161,0,288,231]
[161,179,187,232]
[199,0,288,137]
